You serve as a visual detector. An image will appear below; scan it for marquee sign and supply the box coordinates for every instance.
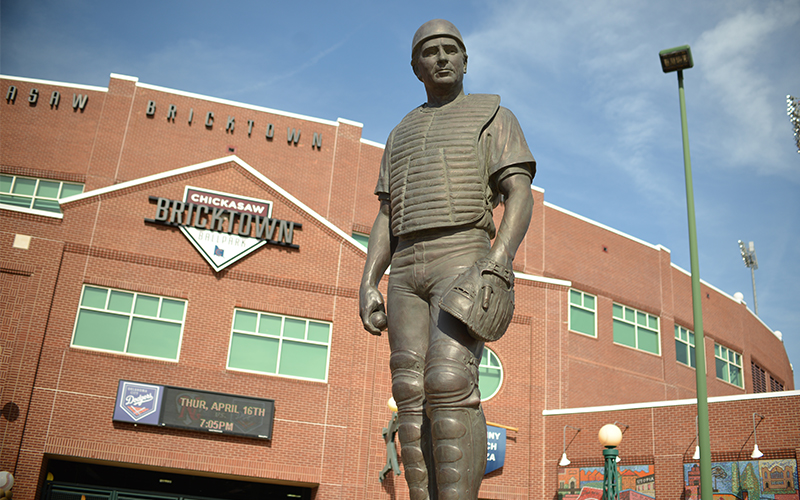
[112,380,275,440]
[145,186,302,271]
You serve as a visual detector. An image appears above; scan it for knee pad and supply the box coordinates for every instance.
[390,349,425,411]
[424,341,480,409]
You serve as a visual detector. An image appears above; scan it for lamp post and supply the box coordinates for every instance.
[659,45,713,500]
[598,424,622,500]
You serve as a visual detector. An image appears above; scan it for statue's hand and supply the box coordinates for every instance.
[360,284,387,336]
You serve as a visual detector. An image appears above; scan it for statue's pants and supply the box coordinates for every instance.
[387,227,489,500]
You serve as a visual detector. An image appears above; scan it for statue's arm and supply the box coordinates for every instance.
[485,173,533,270]
[359,199,393,335]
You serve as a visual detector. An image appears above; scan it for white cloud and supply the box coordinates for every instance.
[694,2,800,175]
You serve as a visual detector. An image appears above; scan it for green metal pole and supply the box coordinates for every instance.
[601,447,620,500]
[677,69,713,500]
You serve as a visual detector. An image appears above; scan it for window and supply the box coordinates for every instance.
[72,285,186,360]
[770,377,784,392]
[715,343,743,388]
[352,232,369,250]
[228,309,331,382]
[675,325,696,368]
[612,303,660,354]
[752,361,767,393]
[478,347,503,400]
[0,174,83,213]
[569,289,596,337]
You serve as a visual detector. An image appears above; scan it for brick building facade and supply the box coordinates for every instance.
[1,73,796,499]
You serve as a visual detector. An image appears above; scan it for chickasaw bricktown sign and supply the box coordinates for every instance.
[145,186,302,271]
[112,380,275,440]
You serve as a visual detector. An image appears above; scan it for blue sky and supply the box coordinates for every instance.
[2,0,799,386]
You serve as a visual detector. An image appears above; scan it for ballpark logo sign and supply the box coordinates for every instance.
[117,381,161,422]
[145,186,302,272]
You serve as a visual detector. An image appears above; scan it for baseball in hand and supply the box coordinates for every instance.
[370,311,388,331]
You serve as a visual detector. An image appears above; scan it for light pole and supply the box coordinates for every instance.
[738,240,759,315]
[659,45,713,500]
[598,424,622,500]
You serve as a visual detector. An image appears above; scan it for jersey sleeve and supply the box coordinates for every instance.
[482,107,536,189]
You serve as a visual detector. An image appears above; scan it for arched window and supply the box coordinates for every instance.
[479,347,503,401]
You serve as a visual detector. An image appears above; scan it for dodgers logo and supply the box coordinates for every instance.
[119,381,160,421]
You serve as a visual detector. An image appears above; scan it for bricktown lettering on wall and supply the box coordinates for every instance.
[3,85,322,149]
[5,85,88,110]
[145,100,323,150]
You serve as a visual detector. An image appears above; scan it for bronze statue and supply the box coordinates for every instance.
[360,19,535,500]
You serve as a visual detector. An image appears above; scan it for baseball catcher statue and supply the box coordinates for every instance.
[359,19,535,500]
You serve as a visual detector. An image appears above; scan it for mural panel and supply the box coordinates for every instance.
[683,459,798,499]
[557,464,656,500]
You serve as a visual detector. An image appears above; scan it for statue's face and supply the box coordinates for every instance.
[413,36,467,91]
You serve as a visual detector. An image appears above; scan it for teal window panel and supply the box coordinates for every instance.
[234,310,258,332]
[229,333,279,373]
[134,295,159,317]
[570,289,582,305]
[108,291,133,313]
[279,341,327,380]
[160,299,185,321]
[570,307,595,336]
[676,339,688,365]
[73,310,128,351]
[613,304,623,319]
[478,347,503,401]
[283,318,306,340]
[60,183,83,198]
[32,199,61,212]
[36,180,60,198]
[638,328,660,354]
[12,177,36,195]
[82,286,108,308]
[0,194,31,208]
[613,320,636,348]
[352,232,370,249]
[258,314,282,336]
[584,294,595,309]
[0,175,12,192]
[127,318,181,359]
[307,322,330,343]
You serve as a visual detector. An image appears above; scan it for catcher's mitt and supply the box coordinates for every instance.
[439,258,515,342]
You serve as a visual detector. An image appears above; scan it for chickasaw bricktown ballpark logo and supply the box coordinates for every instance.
[116,381,161,422]
[145,186,302,271]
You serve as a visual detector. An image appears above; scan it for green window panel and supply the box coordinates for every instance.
[228,309,332,382]
[715,343,743,388]
[612,303,661,355]
[352,232,370,249]
[569,289,597,337]
[0,174,84,214]
[71,285,186,361]
[478,347,503,401]
[675,325,696,368]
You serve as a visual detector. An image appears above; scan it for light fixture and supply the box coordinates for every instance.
[738,240,759,315]
[560,425,581,466]
[659,45,694,73]
[751,412,765,458]
[598,424,622,499]
[613,421,629,463]
[692,416,700,460]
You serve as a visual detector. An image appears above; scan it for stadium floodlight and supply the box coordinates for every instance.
[659,45,694,73]
[738,240,759,316]
[788,95,800,154]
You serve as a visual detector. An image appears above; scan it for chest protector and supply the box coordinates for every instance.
[388,94,500,237]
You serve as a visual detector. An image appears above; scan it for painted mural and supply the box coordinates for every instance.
[683,459,798,499]
[557,464,656,500]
